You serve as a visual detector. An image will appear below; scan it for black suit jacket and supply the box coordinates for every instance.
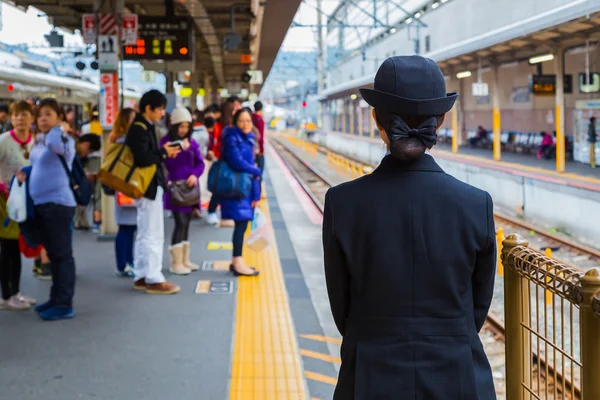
[125,114,167,200]
[323,154,496,400]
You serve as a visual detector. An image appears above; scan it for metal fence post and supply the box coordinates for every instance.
[503,233,531,400]
[580,268,600,399]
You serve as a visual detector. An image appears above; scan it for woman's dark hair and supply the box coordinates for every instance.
[139,89,167,113]
[233,107,253,127]
[168,122,192,141]
[35,98,62,121]
[221,100,236,126]
[375,109,444,161]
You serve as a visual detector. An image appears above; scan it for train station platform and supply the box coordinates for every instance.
[318,131,600,192]
[0,146,338,400]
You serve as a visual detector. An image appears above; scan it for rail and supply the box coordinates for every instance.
[502,234,600,399]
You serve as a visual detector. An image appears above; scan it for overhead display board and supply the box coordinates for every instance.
[123,17,194,61]
[529,74,573,95]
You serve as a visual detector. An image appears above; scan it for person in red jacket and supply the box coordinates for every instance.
[252,101,265,174]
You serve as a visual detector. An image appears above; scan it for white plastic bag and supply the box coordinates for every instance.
[7,178,27,223]
[247,207,271,252]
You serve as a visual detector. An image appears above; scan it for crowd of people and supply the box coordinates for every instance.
[0,90,267,320]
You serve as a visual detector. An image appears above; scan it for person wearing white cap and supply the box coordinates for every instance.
[160,107,205,275]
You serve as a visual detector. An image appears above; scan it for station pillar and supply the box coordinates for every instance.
[342,100,347,133]
[190,71,199,111]
[451,105,459,153]
[97,0,124,239]
[349,98,355,135]
[491,65,502,161]
[554,47,566,173]
[369,108,375,138]
[357,102,363,136]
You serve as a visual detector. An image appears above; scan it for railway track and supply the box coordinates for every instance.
[270,135,590,399]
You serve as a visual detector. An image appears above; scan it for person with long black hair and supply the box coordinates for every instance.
[323,56,497,399]
[219,108,261,277]
[160,107,205,274]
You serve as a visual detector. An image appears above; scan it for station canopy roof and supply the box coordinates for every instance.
[10,0,301,93]
[319,7,600,100]
[437,11,600,72]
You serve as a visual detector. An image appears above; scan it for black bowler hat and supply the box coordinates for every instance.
[360,55,458,116]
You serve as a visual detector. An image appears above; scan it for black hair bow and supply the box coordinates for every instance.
[388,116,438,148]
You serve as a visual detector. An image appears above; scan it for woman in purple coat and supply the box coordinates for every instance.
[160,107,205,275]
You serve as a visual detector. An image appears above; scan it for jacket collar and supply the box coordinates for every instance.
[374,153,444,174]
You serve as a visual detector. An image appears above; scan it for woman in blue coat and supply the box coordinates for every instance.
[219,108,261,277]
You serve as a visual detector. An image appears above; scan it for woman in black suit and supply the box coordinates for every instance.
[323,55,497,400]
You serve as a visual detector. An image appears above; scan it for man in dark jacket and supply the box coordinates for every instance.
[126,90,181,295]
[323,56,496,399]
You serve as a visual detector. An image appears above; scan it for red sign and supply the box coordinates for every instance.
[82,14,96,44]
[100,73,118,127]
[122,14,138,46]
[99,14,118,35]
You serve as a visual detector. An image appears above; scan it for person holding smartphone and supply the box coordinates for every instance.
[160,107,205,275]
[126,90,182,295]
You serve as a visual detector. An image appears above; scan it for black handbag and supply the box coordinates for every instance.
[170,180,200,207]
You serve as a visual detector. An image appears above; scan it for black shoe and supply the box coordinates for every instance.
[229,264,259,277]
[34,263,52,281]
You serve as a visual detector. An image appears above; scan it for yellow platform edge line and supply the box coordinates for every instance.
[305,371,338,386]
[229,191,308,399]
[300,334,343,345]
[300,349,341,364]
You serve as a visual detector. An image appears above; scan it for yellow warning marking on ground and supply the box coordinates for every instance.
[212,260,231,271]
[207,241,233,250]
[305,371,338,386]
[300,349,341,364]
[229,196,307,400]
[194,280,210,294]
[300,334,343,345]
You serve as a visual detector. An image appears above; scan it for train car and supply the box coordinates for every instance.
[0,63,141,126]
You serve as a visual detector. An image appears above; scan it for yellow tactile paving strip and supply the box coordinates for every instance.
[229,195,308,400]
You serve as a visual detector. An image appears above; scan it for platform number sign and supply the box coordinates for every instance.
[123,17,194,61]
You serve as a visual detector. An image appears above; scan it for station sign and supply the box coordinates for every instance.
[122,14,138,46]
[99,73,118,128]
[98,35,119,71]
[123,17,194,61]
[247,70,264,85]
[82,14,96,44]
[529,74,573,95]
[579,72,600,94]
[471,82,489,97]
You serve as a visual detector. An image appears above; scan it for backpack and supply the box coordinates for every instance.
[57,154,93,206]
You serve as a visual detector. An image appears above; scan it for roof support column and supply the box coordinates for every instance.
[357,101,363,136]
[342,100,347,133]
[350,97,355,135]
[491,64,502,161]
[98,0,123,239]
[458,77,466,146]
[190,71,199,111]
[554,47,566,173]
[369,106,375,138]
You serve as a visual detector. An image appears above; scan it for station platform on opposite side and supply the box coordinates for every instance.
[313,130,600,192]
[0,148,339,400]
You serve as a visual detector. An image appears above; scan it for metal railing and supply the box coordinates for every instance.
[502,234,600,399]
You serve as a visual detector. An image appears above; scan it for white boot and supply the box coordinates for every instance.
[169,244,191,275]
[182,241,199,271]
[207,213,220,225]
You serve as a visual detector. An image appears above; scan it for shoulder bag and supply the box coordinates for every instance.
[207,133,252,200]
